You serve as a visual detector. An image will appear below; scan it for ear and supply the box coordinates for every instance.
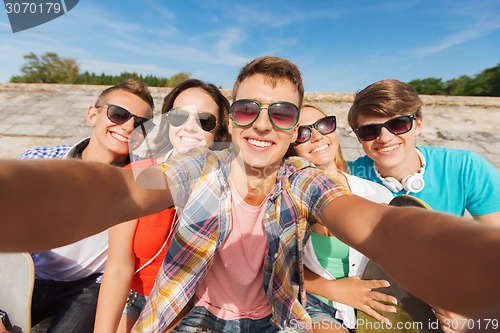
[228,119,234,136]
[87,106,98,127]
[415,117,423,136]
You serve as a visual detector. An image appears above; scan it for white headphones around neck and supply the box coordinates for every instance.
[375,149,426,193]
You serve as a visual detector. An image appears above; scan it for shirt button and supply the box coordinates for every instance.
[274,253,279,259]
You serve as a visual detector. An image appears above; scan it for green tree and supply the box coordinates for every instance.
[167,72,191,87]
[10,52,193,87]
[10,52,79,84]
[444,75,473,96]
[471,64,500,97]
[408,78,445,95]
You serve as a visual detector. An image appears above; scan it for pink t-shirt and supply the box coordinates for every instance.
[194,180,272,320]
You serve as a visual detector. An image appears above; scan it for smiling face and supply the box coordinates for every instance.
[357,113,423,178]
[290,106,340,170]
[229,74,299,173]
[168,87,219,155]
[87,89,153,163]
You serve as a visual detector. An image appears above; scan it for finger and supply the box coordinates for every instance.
[440,327,456,333]
[371,291,398,305]
[434,312,446,323]
[361,308,393,327]
[368,300,398,314]
[365,279,391,289]
[432,306,450,317]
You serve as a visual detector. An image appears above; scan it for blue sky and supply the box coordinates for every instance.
[1,0,499,93]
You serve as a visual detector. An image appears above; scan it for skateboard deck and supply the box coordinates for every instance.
[356,195,442,333]
[0,252,35,333]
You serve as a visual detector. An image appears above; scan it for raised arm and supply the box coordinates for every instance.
[0,158,172,252]
[474,211,500,227]
[321,194,500,319]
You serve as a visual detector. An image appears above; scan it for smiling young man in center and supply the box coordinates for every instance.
[133,56,339,333]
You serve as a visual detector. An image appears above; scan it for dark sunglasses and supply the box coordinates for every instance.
[166,108,217,132]
[355,114,417,141]
[96,104,155,133]
[296,116,337,144]
[230,99,299,130]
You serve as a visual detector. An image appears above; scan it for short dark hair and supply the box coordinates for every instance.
[95,79,155,111]
[232,56,304,107]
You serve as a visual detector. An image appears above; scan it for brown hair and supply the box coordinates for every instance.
[348,79,423,130]
[95,78,155,112]
[288,104,348,172]
[232,56,304,107]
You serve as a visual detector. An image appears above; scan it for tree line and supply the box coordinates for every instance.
[9,52,500,96]
[408,64,500,97]
[9,52,190,88]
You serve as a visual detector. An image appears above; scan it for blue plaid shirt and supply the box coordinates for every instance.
[18,143,75,160]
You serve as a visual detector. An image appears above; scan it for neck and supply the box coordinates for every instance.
[376,148,423,181]
[230,158,278,206]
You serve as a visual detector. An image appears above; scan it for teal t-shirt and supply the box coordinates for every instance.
[348,146,500,216]
[310,232,350,306]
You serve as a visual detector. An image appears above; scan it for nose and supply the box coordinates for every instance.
[121,117,136,132]
[252,107,272,132]
[377,126,395,142]
[183,113,200,132]
[310,128,324,143]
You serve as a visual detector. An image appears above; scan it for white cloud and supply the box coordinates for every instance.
[413,6,500,57]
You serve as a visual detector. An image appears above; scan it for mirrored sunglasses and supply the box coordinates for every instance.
[230,99,299,130]
[166,108,217,132]
[355,114,417,141]
[97,103,155,134]
[296,116,337,144]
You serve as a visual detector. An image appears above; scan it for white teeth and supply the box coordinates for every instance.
[111,132,130,142]
[248,138,272,148]
[312,144,328,153]
[180,136,201,143]
[379,145,398,152]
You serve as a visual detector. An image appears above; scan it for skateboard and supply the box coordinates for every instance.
[356,195,443,333]
[0,252,35,333]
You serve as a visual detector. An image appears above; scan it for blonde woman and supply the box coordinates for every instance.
[288,104,395,332]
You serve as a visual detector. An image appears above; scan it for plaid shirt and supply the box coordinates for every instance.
[133,147,349,333]
[18,143,77,159]
[18,137,131,166]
